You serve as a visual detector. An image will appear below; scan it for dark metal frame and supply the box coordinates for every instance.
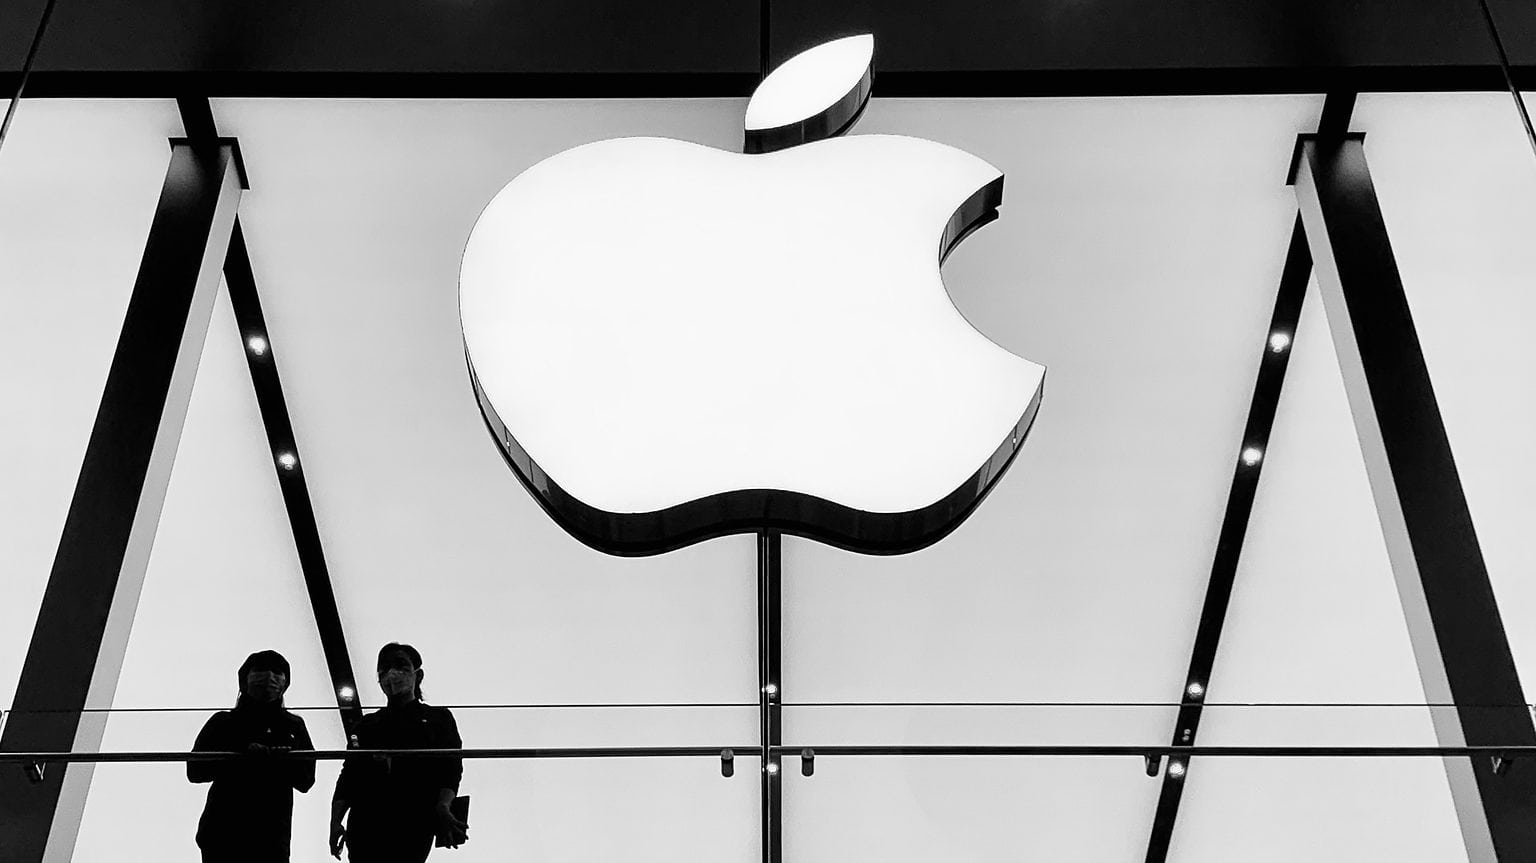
[758,533,783,863]
[1475,0,1536,159]
[0,0,56,151]
[5,68,1536,102]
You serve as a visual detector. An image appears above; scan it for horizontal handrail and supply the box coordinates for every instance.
[786,701,1536,709]
[0,702,758,714]
[4,744,1536,764]
[3,700,1532,714]
[0,747,754,763]
[786,745,1536,757]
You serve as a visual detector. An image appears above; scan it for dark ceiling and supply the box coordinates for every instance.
[2,0,1534,97]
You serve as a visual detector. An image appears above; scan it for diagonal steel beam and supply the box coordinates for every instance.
[1142,92,1355,863]
[1292,129,1536,862]
[0,136,243,863]
[1142,213,1310,863]
[222,222,364,731]
[177,97,364,731]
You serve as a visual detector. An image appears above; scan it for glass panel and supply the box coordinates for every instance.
[1175,759,1469,861]
[108,287,341,731]
[784,94,1326,710]
[452,704,755,750]
[466,758,756,862]
[71,753,756,863]
[786,757,1156,860]
[0,98,181,710]
[785,703,1175,748]
[1214,276,1431,709]
[10,92,1536,863]
[72,709,344,862]
[208,98,758,710]
[1352,92,1536,699]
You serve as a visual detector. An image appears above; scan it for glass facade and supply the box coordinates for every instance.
[2,91,1535,861]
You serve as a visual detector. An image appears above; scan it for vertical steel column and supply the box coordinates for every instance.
[1293,134,1536,862]
[757,532,783,863]
[0,139,244,863]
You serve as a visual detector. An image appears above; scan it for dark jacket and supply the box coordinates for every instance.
[189,703,316,858]
[335,701,462,836]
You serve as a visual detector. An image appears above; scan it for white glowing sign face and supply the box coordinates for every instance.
[460,35,1045,555]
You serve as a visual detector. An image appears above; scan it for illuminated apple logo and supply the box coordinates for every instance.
[460,35,1044,555]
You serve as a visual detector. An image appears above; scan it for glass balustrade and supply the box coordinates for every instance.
[3,701,1530,862]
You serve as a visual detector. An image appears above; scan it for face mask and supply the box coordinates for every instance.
[380,668,415,697]
[245,671,285,703]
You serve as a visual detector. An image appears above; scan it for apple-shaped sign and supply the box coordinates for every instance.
[461,35,1044,556]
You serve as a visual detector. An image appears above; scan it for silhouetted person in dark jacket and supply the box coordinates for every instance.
[330,643,466,862]
[189,649,316,863]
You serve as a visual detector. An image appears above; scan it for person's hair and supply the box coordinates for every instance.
[235,649,290,709]
[377,642,425,702]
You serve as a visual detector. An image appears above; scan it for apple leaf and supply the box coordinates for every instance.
[744,34,874,154]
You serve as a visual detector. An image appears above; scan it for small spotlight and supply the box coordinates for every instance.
[764,683,778,696]
[1186,682,1204,698]
[765,762,780,775]
[338,685,355,700]
[1168,760,1186,778]
[1241,447,1263,467]
[278,452,297,470]
[1269,332,1291,353]
[247,335,268,356]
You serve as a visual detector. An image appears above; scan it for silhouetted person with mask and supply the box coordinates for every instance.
[189,649,316,863]
[330,643,466,861]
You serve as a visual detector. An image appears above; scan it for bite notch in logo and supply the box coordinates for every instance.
[460,35,1045,556]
